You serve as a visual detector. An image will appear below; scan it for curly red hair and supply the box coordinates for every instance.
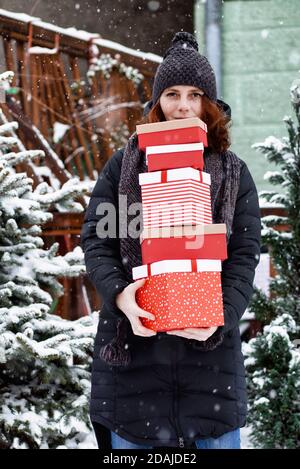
[136,96,231,154]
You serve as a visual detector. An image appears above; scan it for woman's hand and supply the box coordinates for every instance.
[116,278,157,337]
[166,326,218,342]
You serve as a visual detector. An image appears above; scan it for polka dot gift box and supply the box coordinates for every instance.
[132,259,224,332]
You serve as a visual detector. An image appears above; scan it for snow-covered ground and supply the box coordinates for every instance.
[240,426,254,449]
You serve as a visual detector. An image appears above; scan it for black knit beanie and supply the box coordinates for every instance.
[151,31,217,107]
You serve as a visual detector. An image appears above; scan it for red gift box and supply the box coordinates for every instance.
[137,117,207,150]
[146,142,204,172]
[140,223,228,264]
[133,259,224,331]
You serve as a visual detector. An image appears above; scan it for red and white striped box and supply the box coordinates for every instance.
[139,167,211,199]
[139,167,212,227]
[146,142,204,172]
[141,178,211,202]
[142,202,212,228]
[132,259,224,331]
[137,117,207,151]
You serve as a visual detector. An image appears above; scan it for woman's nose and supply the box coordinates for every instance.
[177,98,190,110]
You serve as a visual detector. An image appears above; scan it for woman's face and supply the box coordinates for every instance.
[159,85,204,121]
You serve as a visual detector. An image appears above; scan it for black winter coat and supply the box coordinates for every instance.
[80,147,261,449]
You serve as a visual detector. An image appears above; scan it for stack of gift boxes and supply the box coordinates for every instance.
[132,117,227,332]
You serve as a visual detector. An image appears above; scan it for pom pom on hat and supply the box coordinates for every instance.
[171,31,199,50]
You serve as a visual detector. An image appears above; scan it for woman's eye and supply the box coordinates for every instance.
[166,93,202,98]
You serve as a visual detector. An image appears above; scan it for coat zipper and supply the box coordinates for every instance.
[172,345,185,448]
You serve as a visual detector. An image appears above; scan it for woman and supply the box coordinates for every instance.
[81,32,261,450]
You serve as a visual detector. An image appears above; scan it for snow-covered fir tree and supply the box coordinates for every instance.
[243,78,300,449]
[0,72,97,449]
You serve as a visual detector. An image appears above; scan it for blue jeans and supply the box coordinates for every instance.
[110,428,241,449]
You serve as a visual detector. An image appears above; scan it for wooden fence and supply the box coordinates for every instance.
[0,9,160,320]
[0,9,161,186]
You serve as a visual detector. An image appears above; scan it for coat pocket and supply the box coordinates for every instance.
[95,316,117,348]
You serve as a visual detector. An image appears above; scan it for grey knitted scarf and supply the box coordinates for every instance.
[99,132,241,367]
